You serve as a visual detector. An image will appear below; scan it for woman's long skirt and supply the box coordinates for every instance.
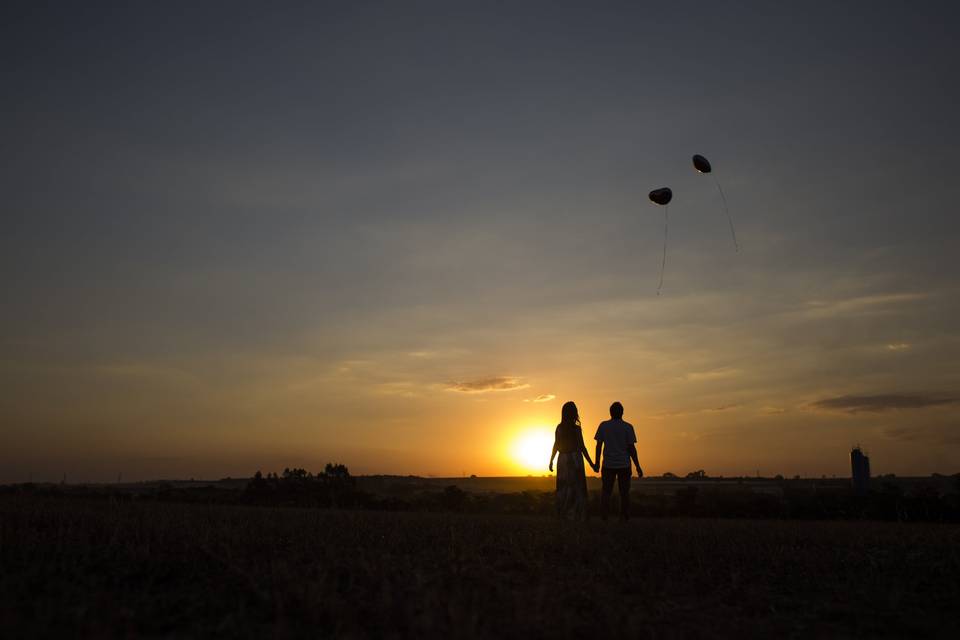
[555,451,588,520]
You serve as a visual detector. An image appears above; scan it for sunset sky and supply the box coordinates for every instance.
[3,2,959,482]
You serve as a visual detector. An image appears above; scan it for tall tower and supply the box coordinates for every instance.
[850,446,870,493]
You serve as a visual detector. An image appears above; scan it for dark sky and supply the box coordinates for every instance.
[3,1,959,481]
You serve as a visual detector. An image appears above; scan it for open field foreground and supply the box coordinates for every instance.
[3,498,960,638]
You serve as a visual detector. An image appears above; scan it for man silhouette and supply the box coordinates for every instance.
[594,401,643,521]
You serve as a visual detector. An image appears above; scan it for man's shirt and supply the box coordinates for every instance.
[594,419,637,469]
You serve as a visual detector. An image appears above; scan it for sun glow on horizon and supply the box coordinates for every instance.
[510,427,554,474]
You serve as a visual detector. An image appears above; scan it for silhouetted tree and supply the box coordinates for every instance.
[316,463,354,507]
[323,463,352,481]
[249,470,267,490]
[282,467,311,481]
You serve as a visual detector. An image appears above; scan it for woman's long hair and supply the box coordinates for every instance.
[560,401,581,428]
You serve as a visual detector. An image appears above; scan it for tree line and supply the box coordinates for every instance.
[4,467,959,523]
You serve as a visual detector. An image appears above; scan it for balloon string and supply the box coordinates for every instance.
[657,204,668,296]
[713,175,738,252]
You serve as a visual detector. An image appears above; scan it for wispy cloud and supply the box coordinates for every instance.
[89,363,200,388]
[684,368,742,382]
[886,343,911,351]
[523,394,556,403]
[651,404,741,418]
[810,393,957,413]
[708,404,740,412]
[336,359,371,374]
[407,349,468,359]
[407,351,437,358]
[758,406,788,415]
[801,293,928,319]
[445,376,529,394]
[373,382,420,398]
[882,425,960,445]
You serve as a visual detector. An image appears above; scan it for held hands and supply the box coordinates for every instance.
[636,464,644,478]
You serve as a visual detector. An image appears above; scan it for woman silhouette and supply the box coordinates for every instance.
[548,401,596,520]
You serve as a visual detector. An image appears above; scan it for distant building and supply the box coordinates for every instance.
[850,446,871,493]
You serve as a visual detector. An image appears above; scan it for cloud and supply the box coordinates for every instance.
[758,406,788,415]
[445,376,529,394]
[84,362,202,389]
[407,349,467,359]
[684,368,742,382]
[886,343,911,351]
[523,394,556,403]
[651,404,740,418]
[707,404,740,412]
[882,425,960,445]
[373,382,420,398]
[810,393,957,413]
[801,293,928,319]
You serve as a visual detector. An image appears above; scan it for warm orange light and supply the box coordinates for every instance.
[510,427,554,474]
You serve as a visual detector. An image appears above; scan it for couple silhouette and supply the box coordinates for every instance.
[548,401,643,521]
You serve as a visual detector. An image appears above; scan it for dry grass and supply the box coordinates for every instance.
[2,496,959,638]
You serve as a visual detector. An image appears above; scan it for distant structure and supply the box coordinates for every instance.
[850,446,871,493]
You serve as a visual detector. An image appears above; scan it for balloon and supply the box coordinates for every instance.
[648,187,672,206]
[692,154,712,173]
[692,154,738,252]
[647,188,672,295]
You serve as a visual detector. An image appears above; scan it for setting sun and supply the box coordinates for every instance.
[510,428,555,474]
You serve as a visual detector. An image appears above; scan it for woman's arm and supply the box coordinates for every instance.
[578,429,597,471]
[580,441,596,470]
[549,440,559,472]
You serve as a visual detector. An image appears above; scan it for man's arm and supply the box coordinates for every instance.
[594,441,603,473]
[629,443,643,477]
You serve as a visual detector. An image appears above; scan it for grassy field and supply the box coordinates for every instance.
[3,497,959,638]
